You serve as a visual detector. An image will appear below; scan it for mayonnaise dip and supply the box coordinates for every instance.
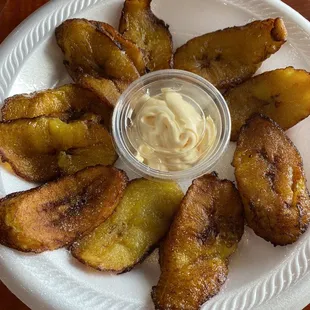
[129,88,217,171]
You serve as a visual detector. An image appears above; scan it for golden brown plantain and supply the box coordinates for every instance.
[0,166,127,253]
[0,117,117,182]
[1,84,113,127]
[96,21,146,75]
[76,75,121,107]
[71,178,183,273]
[113,80,130,93]
[119,0,173,71]
[226,67,310,141]
[152,173,244,310]
[58,144,117,175]
[233,114,310,245]
[174,18,287,90]
[55,19,139,82]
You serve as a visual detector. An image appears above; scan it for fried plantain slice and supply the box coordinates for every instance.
[152,173,244,310]
[0,117,116,182]
[226,67,310,141]
[0,166,127,253]
[174,18,287,90]
[96,21,146,75]
[113,80,130,93]
[71,178,183,273]
[58,144,117,175]
[119,0,173,71]
[1,84,112,128]
[55,18,139,82]
[76,75,121,108]
[233,114,310,245]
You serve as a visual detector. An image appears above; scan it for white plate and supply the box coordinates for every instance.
[1,0,310,309]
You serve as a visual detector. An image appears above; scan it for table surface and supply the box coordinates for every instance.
[1,0,310,309]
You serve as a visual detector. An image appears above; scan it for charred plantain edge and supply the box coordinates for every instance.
[193,171,240,191]
[150,269,228,310]
[0,238,48,254]
[0,234,76,253]
[0,149,58,183]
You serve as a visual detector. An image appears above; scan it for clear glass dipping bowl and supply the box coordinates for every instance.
[112,69,231,181]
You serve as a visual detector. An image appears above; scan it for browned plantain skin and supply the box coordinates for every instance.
[95,21,146,75]
[76,75,122,108]
[233,114,310,245]
[152,173,244,310]
[174,18,287,91]
[55,19,140,87]
[225,67,310,141]
[0,166,127,253]
[0,117,116,183]
[1,84,113,128]
[119,0,173,71]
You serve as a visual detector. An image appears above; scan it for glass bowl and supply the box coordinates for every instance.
[112,69,231,181]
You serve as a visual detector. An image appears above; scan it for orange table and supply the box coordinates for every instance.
[0,0,310,309]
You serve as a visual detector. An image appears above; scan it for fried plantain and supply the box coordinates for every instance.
[0,117,116,182]
[96,21,146,75]
[233,114,310,245]
[174,18,287,90]
[152,173,244,310]
[113,80,130,93]
[0,166,127,253]
[71,178,183,273]
[76,75,121,107]
[119,0,173,71]
[226,67,310,141]
[55,19,140,82]
[1,84,112,128]
[58,144,117,175]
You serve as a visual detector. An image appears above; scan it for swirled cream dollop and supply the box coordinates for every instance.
[129,88,216,171]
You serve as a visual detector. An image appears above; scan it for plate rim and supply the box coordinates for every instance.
[1,0,310,309]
